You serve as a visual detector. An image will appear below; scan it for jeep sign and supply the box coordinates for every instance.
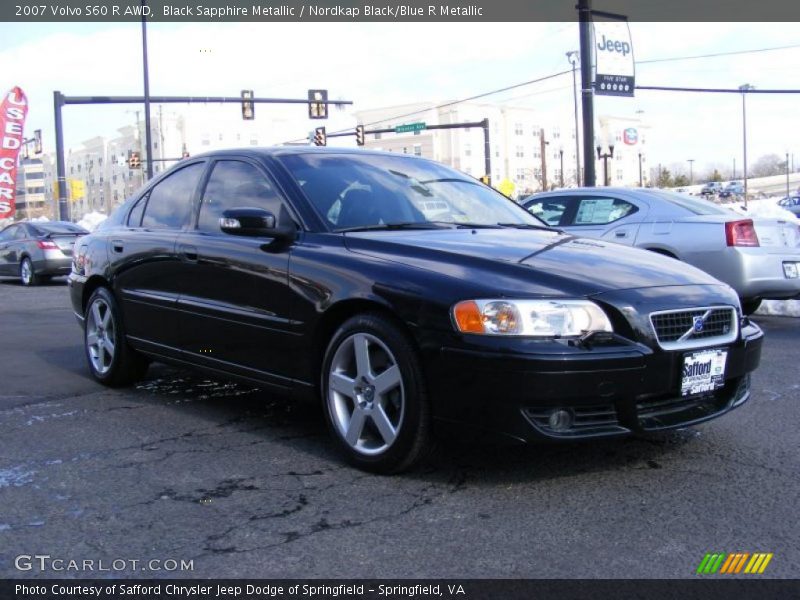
[593,20,635,97]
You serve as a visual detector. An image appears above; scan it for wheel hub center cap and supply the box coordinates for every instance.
[362,385,375,403]
[356,384,376,409]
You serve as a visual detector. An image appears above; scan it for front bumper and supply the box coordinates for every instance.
[425,320,763,443]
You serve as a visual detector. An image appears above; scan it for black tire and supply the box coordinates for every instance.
[83,287,149,386]
[321,313,431,474]
[741,298,762,316]
[19,257,40,286]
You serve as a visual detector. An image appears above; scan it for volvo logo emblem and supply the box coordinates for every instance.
[692,316,705,333]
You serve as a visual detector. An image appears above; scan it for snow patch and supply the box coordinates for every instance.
[728,197,798,221]
[76,211,108,232]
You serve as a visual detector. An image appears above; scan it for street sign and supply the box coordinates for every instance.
[395,122,426,134]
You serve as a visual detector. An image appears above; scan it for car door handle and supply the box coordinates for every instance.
[111,239,124,253]
[615,231,627,238]
[179,244,198,261]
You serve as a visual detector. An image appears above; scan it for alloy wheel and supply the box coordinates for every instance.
[327,332,405,455]
[20,260,32,285]
[86,297,117,375]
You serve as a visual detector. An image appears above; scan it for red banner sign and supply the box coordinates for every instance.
[0,87,29,219]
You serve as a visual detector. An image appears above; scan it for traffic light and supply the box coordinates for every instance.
[241,89,254,120]
[355,125,365,146]
[127,150,142,169]
[308,89,328,119]
[314,127,326,147]
[33,129,42,154]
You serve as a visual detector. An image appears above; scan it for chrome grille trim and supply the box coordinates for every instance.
[649,305,738,351]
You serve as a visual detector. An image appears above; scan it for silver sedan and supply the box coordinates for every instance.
[522,188,800,314]
[0,221,87,286]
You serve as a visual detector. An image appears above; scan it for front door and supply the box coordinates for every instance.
[173,158,298,388]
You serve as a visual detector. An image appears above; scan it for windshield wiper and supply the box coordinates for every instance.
[427,221,505,229]
[496,222,562,233]
[335,222,448,233]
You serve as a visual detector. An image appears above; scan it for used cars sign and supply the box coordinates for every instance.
[0,87,28,219]
[593,21,635,97]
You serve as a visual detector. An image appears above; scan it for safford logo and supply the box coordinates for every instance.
[693,316,705,333]
[623,128,638,145]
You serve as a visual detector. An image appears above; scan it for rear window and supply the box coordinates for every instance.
[32,222,88,235]
[646,190,733,215]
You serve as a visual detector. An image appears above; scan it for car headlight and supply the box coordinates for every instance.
[452,299,613,337]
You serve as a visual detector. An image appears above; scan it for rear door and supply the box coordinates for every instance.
[111,160,207,352]
[0,225,18,274]
[8,225,31,267]
[560,194,644,245]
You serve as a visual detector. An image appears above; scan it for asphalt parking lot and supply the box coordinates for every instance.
[0,279,798,579]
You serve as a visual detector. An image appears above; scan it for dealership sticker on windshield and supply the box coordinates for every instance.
[681,349,728,396]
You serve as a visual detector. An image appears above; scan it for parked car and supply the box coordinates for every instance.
[719,182,744,199]
[777,195,800,218]
[0,221,88,285]
[521,187,800,314]
[700,182,724,196]
[69,149,763,473]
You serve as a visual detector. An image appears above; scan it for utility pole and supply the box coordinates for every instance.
[567,51,581,185]
[141,0,154,181]
[578,0,596,186]
[540,128,548,191]
[687,159,695,185]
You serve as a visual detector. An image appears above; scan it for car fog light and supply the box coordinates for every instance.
[548,409,573,431]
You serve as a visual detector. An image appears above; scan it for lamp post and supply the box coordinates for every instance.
[739,83,754,208]
[596,131,614,187]
[559,146,564,188]
[638,152,643,187]
[687,159,695,185]
[566,51,581,185]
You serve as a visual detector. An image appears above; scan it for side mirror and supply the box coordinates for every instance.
[219,207,296,242]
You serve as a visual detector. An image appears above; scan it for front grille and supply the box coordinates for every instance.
[523,404,629,438]
[649,306,737,350]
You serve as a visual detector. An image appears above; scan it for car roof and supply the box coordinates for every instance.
[183,146,432,162]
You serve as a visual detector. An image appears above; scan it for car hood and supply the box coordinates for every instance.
[343,228,722,296]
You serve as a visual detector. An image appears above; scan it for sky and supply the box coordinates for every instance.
[1,20,799,179]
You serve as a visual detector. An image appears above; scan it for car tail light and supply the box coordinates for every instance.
[37,240,59,250]
[725,219,759,247]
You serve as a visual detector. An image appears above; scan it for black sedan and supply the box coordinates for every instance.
[68,148,763,473]
[0,220,88,285]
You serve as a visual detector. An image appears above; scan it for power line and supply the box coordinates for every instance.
[283,43,800,144]
[637,43,800,65]
[283,68,572,143]
[637,85,800,93]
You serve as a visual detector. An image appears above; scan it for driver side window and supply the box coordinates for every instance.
[197,160,290,233]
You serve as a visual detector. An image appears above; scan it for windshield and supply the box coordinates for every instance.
[645,190,735,216]
[278,153,546,231]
